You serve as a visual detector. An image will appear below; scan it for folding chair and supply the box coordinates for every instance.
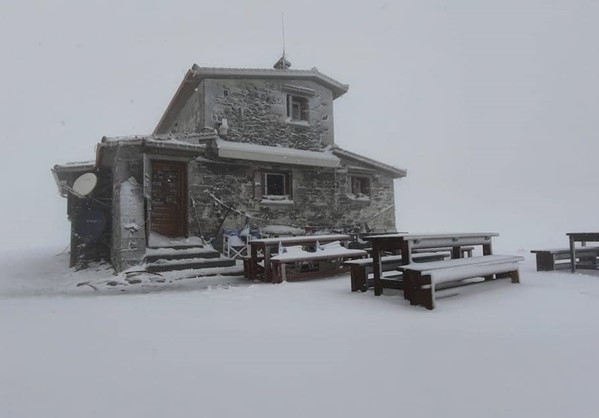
[223,230,248,259]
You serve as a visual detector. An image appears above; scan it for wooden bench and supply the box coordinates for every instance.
[344,252,447,292]
[270,242,367,283]
[530,247,599,271]
[399,255,524,310]
[413,246,474,258]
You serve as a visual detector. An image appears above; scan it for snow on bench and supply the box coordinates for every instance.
[270,241,367,282]
[344,252,447,292]
[413,246,474,257]
[530,247,599,271]
[399,255,524,310]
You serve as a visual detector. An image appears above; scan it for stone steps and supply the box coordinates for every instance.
[143,245,236,273]
[144,246,221,263]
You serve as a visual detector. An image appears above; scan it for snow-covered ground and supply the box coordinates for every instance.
[2,247,599,418]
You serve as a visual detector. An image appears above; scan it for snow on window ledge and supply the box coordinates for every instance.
[260,195,295,206]
[285,118,310,127]
[346,193,371,202]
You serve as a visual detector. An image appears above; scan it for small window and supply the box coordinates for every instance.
[350,176,370,198]
[286,95,309,121]
[262,172,291,200]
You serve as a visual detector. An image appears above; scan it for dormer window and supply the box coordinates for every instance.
[287,95,309,121]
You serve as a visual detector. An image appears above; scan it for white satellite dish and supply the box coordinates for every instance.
[72,172,98,196]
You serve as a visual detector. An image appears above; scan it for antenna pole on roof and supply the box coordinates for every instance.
[281,12,286,66]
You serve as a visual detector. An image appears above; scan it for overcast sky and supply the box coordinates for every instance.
[1,0,598,251]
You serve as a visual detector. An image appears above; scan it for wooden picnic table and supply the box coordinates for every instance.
[247,234,351,282]
[363,232,499,296]
[567,232,599,273]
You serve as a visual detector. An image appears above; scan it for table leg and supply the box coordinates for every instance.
[483,243,493,280]
[373,242,383,296]
[451,246,460,259]
[264,247,272,282]
[483,243,492,256]
[250,245,258,280]
[570,236,576,273]
[402,241,412,264]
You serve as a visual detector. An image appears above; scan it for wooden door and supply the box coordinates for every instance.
[150,160,187,238]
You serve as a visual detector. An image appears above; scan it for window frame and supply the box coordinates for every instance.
[349,175,371,200]
[286,94,309,122]
[259,170,292,201]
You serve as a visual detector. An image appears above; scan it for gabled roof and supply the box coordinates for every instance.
[332,147,407,178]
[154,64,349,134]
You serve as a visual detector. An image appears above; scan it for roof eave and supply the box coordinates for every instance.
[51,162,96,198]
[332,147,407,178]
[214,139,341,168]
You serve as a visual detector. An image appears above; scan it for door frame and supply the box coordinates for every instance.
[145,155,190,240]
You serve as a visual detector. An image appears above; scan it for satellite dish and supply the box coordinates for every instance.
[72,173,97,196]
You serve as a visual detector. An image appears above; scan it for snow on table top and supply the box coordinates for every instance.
[364,232,499,240]
[530,246,599,254]
[260,225,305,235]
[250,234,350,245]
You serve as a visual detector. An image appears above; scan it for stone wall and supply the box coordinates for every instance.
[171,78,335,150]
[187,159,396,237]
[170,83,205,133]
[110,145,146,271]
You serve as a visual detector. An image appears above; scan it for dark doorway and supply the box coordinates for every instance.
[150,160,187,238]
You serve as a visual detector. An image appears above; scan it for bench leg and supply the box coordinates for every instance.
[408,274,435,309]
[535,253,555,271]
[425,284,435,310]
[243,259,249,278]
[271,263,283,284]
[416,281,435,309]
[403,270,414,301]
[350,266,367,292]
[509,270,520,284]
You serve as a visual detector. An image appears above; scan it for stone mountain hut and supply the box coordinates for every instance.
[52,57,407,272]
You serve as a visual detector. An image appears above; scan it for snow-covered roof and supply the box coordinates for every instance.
[99,133,214,153]
[214,139,341,168]
[188,66,348,97]
[102,132,213,145]
[332,147,407,178]
[155,65,349,134]
[52,161,96,172]
[51,161,97,198]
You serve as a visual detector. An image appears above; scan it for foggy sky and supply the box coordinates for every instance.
[1,0,598,251]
